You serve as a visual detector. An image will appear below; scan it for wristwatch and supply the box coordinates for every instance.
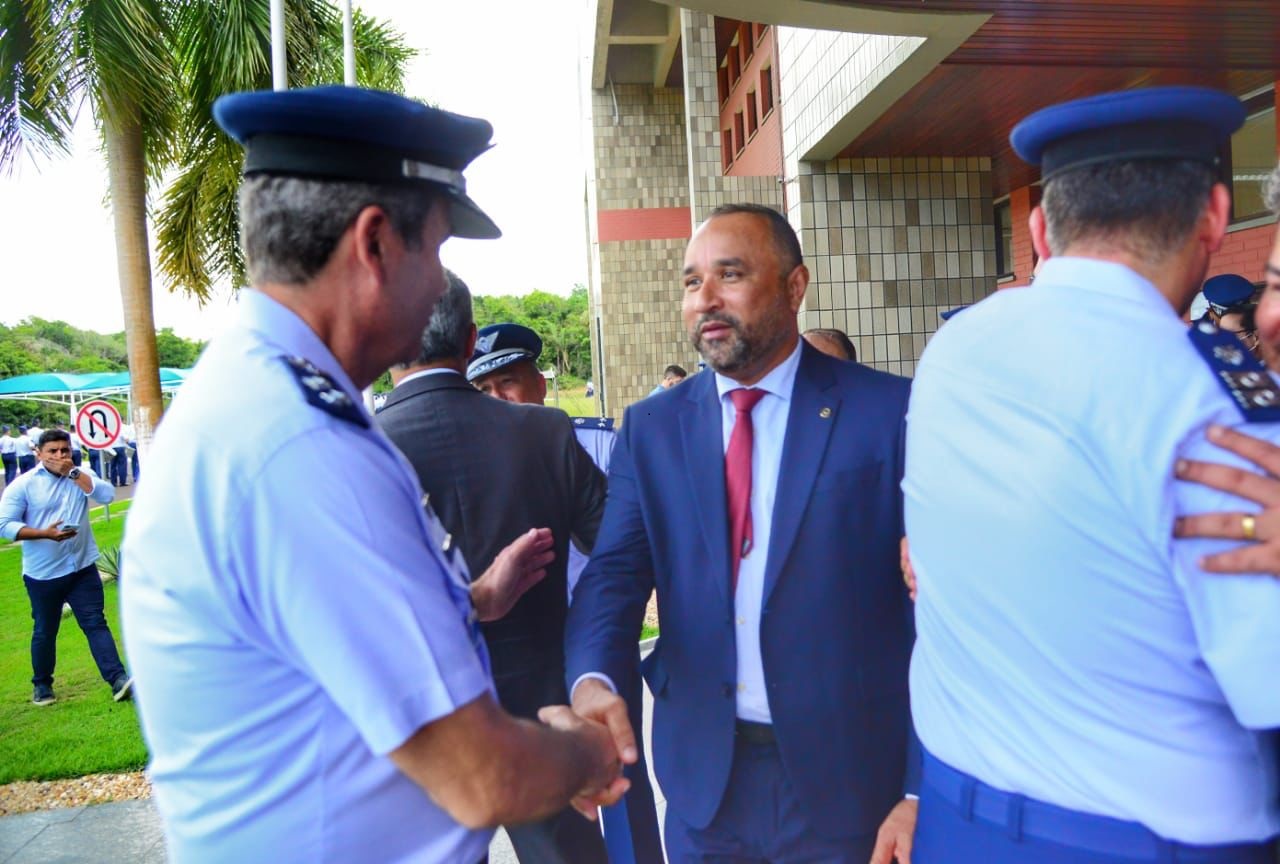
[67,468,82,480]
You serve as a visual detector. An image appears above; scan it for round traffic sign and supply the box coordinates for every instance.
[76,400,123,451]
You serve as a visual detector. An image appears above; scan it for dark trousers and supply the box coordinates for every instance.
[71,449,82,467]
[24,564,126,688]
[88,449,101,475]
[601,662,664,864]
[18,455,35,474]
[663,735,876,863]
[914,750,1276,864]
[129,444,138,481]
[110,450,127,485]
[497,666,610,864]
[2,453,15,485]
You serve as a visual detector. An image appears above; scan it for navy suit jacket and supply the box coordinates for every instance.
[566,342,917,839]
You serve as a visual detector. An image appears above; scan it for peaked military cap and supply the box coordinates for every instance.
[1202,273,1257,311]
[467,324,542,382]
[1010,86,1245,182]
[213,85,500,239]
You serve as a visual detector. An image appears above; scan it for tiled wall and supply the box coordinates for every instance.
[776,27,924,177]
[793,157,998,376]
[587,84,700,414]
[682,9,784,225]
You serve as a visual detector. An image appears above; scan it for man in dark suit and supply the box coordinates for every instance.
[377,271,611,864]
[566,204,919,863]
[469,323,664,864]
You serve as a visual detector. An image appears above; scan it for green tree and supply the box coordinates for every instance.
[471,287,593,380]
[2,0,412,457]
[154,327,205,368]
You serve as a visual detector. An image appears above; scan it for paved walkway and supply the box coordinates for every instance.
[0,664,664,863]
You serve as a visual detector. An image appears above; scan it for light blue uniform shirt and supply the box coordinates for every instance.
[121,290,494,864]
[568,420,618,599]
[905,257,1280,844]
[0,463,113,579]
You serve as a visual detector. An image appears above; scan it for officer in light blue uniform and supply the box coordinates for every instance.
[1195,272,1258,325]
[121,86,624,864]
[905,86,1280,863]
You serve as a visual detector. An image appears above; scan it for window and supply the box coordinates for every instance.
[994,199,1013,279]
[753,23,768,45]
[1229,88,1277,223]
[760,66,774,117]
[726,44,740,91]
[746,90,758,138]
[734,111,745,156]
[739,23,753,64]
[717,65,730,107]
[722,130,735,172]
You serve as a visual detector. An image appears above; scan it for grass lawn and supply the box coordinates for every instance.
[0,500,147,783]
[547,384,601,418]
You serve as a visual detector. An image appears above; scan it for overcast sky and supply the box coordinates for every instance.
[0,2,591,340]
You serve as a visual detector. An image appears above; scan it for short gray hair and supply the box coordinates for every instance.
[410,270,473,364]
[1041,159,1217,265]
[1264,163,1280,218]
[238,175,440,285]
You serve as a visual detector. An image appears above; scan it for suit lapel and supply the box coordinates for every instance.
[680,374,732,611]
[764,345,839,604]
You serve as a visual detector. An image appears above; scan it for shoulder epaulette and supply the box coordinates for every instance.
[1188,320,1280,423]
[281,356,369,428]
[572,416,615,431]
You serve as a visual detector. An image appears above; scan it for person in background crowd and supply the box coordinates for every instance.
[25,422,44,448]
[467,324,549,405]
[56,422,83,468]
[802,327,857,361]
[648,364,687,396]
[1,425,17,486]
[122,421,138,482]
[904,86,1277,863]
[1194,272,1257,325]
[15,426,35,474]
[121,85,627,863]
[0,429,129,705]
[469,320,664,864]
[567,203,918,863]
[109,434,128,486]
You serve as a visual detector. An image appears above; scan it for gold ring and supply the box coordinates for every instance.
[1242,515,1257,541]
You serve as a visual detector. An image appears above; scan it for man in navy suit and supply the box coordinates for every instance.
[565,203,918,862]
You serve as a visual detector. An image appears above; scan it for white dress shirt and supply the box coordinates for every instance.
[713,338,802,723]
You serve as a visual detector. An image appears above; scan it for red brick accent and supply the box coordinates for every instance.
[597,207,693,243]
[719,26,783,178]
[1206,224,1276,282]
[1008,184,1041,287]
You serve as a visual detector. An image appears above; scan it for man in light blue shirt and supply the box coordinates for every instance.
[0,429,127,706]
[121,86,628,864]
[905,87,1279,863]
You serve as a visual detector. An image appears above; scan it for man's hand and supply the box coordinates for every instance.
[471,528,554,621]
[42,520,77,542]
[899,536,917,602]
[42,454,73,477]
[537,705,631,819]
[1173,424,1280,574]
[870,797,917,864]
[571,677,639,768]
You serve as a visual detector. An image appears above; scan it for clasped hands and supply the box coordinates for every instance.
[539,678,638,819]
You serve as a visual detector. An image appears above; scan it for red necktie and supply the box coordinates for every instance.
[726,388,766,591]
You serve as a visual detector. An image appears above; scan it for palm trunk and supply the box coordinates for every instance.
[103,110,163,462]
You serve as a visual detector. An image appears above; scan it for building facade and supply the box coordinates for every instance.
[583,0,1280,416]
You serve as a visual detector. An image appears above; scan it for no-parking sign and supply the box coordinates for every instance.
[76,400,122,451]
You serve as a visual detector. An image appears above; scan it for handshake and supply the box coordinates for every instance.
[537,678,637,819]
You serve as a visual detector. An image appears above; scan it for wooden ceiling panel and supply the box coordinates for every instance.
[828,1,1280,195]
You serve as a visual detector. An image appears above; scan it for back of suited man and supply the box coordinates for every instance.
[376,271,609,864]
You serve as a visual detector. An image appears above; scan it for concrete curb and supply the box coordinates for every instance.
[639,635,657,655]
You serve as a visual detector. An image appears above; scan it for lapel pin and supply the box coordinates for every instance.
[819,407,832,419]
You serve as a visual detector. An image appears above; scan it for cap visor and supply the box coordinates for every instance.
[449,192,501,239]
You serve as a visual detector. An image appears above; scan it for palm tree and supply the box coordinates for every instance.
[1,0,411,455]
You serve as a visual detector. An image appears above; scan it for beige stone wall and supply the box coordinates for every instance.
[792,157,997,376]
[587,84,699,416]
